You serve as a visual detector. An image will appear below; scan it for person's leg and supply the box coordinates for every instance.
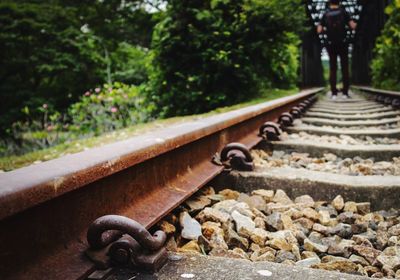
[339,44,350,96]
[327,45,338,96]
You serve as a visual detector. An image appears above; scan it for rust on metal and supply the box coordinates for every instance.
[86,215,168,272]
[279,112,294,128]
[392,98,400,108]
[377,95,385,103]
[353,85,400,99]
[384,96,393,105]
[0,88,322,279]
[290,106,302,118]
[353,86,400,109]
[218,142,254,171]
[258,122,281,141]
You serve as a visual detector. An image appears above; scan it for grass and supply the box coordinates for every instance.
[0,88,298,172]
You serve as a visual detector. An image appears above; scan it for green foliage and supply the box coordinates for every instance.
[0,2,103,136]
[0,82,151,156]
[1,0,307,160]
[68,83,150,135]
[110,43,151,85]
[371,0,400,91]
[0,0,160,137]
[147,0,306,117]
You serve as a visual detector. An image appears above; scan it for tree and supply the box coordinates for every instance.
[147,0,306,117]
[0,0,161,137]
[0,2,105,137]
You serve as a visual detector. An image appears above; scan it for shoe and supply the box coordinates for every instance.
[331,95,337,100]
[342,95,350,99]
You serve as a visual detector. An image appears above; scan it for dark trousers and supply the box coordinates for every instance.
[327,43,349,96]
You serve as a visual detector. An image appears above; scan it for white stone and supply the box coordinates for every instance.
[232,210,256,237]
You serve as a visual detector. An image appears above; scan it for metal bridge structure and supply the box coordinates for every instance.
[301,0,391,88]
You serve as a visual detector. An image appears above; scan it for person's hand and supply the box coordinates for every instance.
[349,20,357,30]
[317,25,323,34]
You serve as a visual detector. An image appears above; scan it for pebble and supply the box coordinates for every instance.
[232,210,255,237]
[180,212,202,240]
[163,188,400,279]
[304,238,328,253]
[219,189,240,200]
[266,237,292,251]
[332,195,345,211]
[252,149,400,176]
[196,207,230,224]
[273,189,293,204]
[225,226,249,250]
[252,189,274,202]
[294,195,315,208]
[343,202,358,213]
[389,224,400,236]
[311,260,359,274]
[158,220,176,235]
[178,240,201,253]
[302,208,320,221]
[286,131,400,146]
[185,195,211,212]
[349,254,370,266]
[250,228,269,246]
[296,257,321,267]
[254,251,276,262]
[265,212,284,231]
[376,254,400,271]
[275,250,297,263]
[352,245,381,264]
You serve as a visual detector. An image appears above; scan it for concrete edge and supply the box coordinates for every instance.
[155,253,370,280]
[266,140,400,161]
[214,167,400,210]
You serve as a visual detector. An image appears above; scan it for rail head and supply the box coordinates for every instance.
[0,88,323,221]
[353,85,400,98]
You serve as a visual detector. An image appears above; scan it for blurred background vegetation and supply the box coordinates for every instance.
[0,0,306,160]
[0,0,399,169]
[371,0,400,91]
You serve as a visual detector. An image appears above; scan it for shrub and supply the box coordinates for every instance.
[371,1,400,91]
[68,82,150,135]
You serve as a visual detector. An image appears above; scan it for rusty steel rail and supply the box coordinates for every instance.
[0,88,323,280]
[353,86,400,108]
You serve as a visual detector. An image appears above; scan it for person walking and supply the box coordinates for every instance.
[317,0,357,100]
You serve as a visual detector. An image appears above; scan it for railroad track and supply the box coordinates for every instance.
[1,86,400,280]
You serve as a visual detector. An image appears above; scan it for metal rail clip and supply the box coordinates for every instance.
[376,95,385,103]
[212,142,254,171]
[297,103,307,113]
[278,112,294,129]
[86,215,168,272]
[290,106,302,118]
[258,122,281,141]
[384,96,393,105]
[392,98,400,108]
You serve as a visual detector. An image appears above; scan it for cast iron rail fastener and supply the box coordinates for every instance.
[86,215,168,272]
[279,112,294,129]
[258,122,282,141]
[290,106,302,118]
[212,142,254,171]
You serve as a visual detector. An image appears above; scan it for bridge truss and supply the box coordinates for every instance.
[301,0,391,87]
